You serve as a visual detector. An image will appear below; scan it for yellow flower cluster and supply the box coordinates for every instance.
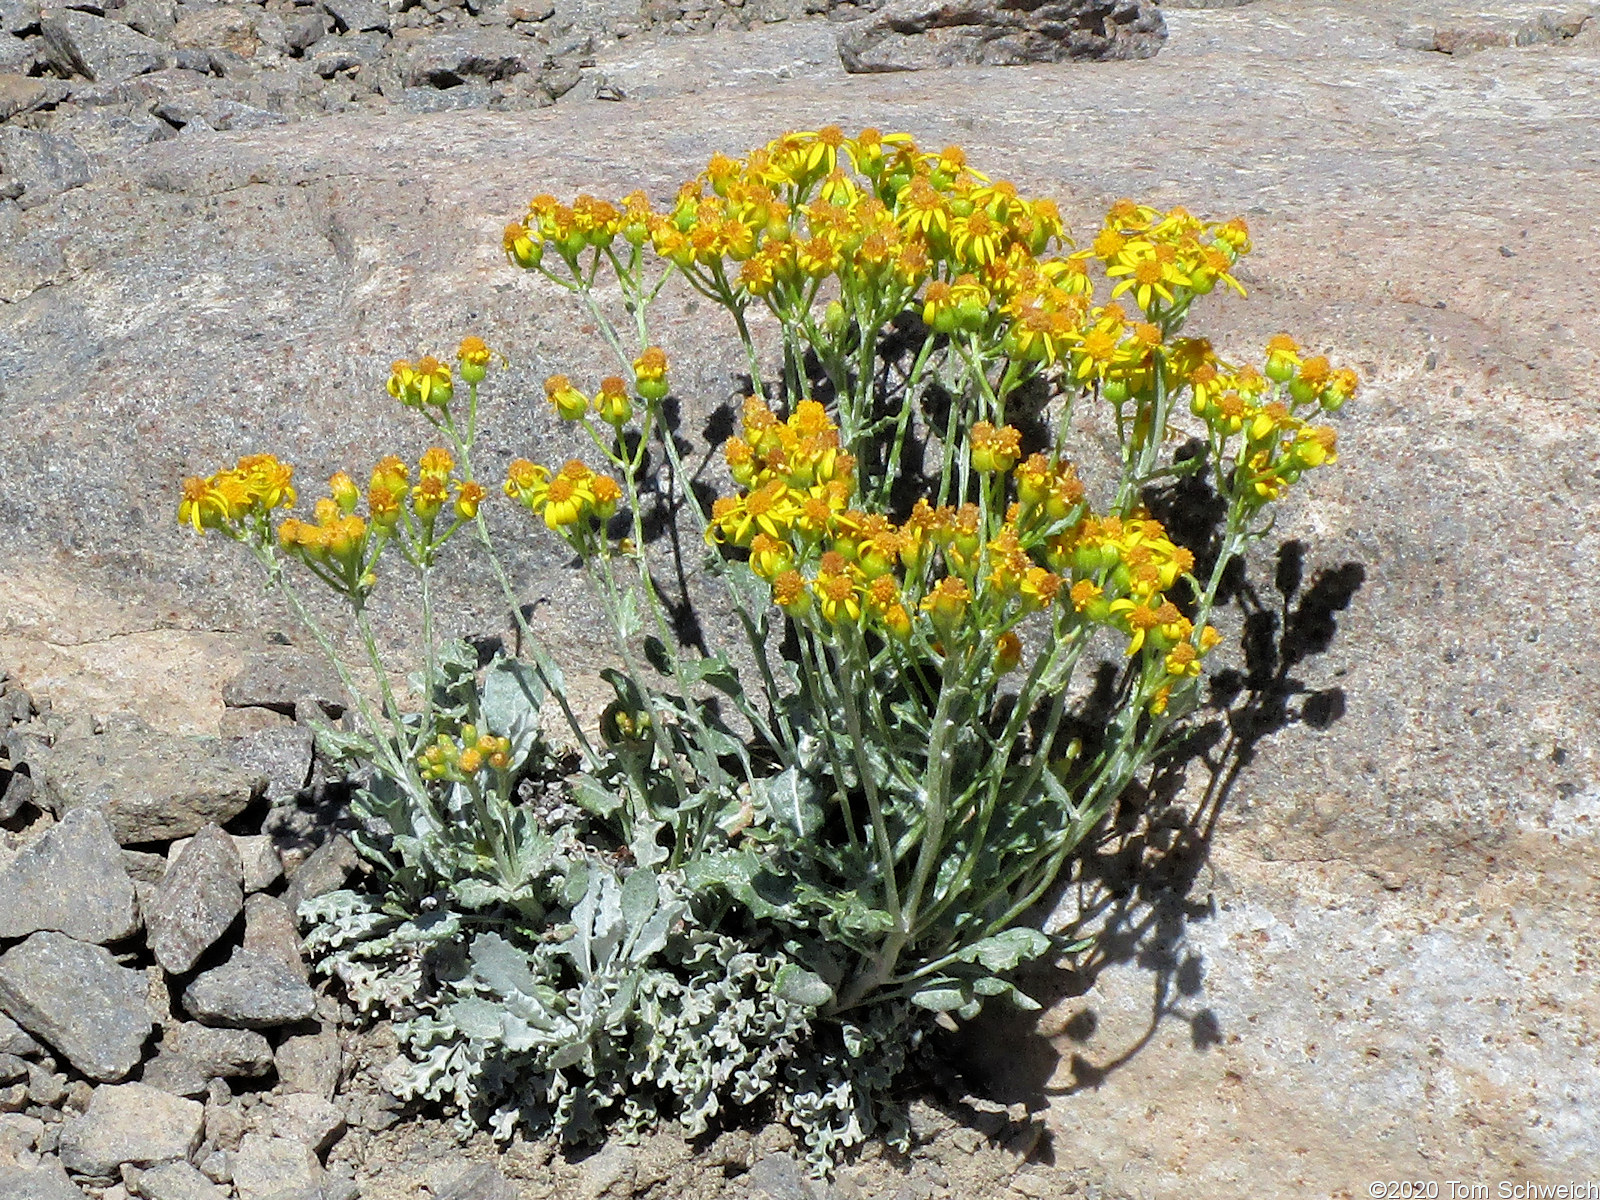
[179,454,296,536]
[711,399,1219,683]
[504,457,621,533]
[418,724,513,783]
[386,338,499,413]
[274,449,484,595]
[541,347,669,428]
[504,129,1255,389]
[1176,333,1354,503]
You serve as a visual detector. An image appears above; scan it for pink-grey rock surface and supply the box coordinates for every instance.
[0,0,1597,1192]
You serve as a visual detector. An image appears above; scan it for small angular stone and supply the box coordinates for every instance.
[242,893,305,978]
[284,833,359,909]
[132,1159,229,1200]
[0,1111,45,1155]
[0,1012,41,1057]
[0,74,68,122]
[269,1093,345,1156]
[390,26,546,89]
[0,1053,25,1083]
[37,730,264,845]
[0,932,152,1082]
[0,807,140,945]
[198,1149,233,1184]
[0,127,93,211]
[122,848,168,884]
[138,1050,212,1099]
[232,1133,322,1200]
[273,1029,340,1098]
[0,0,41,34]
[181,951,315,1029]
[25,1062,65,1106]
[438,1163,517,1200]
[222,650,343,717]
[224,727,313,803]
[320,0,388,34]
[235,836,283,894]
[0,1160,84,1200]
[59,1082,204,1177]
[836,0,1165,73]
[146,824,243,976]
[166,1023,273,1079]
[164,833,281,895]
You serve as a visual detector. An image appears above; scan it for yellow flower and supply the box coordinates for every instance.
[542,475,585,530]
[546,375,589,422]
[177,455,296,536]
[772,569,811,619]
[951,209,1005,267]
[969,422,1021,474]
[632,346,669,403]
[921,575,971,637]
[458,335,491,384]
[419,447,454,480]
[1109,598,1162,655]
[994,631,1022,674]
[455,481,487,520]
[387,357,453,409]
[1019,567,1062,612]
[814,551,862,625]
[503,221,542,269]
[504,459,550,507]
[590,474,621,521]
[748,532,793,581]
[1163,642,1201,678]
[595,376,634,426]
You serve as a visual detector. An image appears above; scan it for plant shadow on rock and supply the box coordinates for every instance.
[945,459,1366,1132]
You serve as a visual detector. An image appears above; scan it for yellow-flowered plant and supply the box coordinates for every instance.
[181,129,1356,1162]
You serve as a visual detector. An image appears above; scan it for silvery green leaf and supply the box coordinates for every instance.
[470,932,540,997]
[591,869,626,967]
[753,767,824,841]
[448,997,506,1041]
[773,964,834,1009]
[1038,764,1083,823]
[1007,986,1042,1011]
[481,655,545,760]
[628,900,684,965]
[909,983,968,1013]
[630,817,669,871]
[615,589,642,640]
[549,1039,590,1071]
[959,928,1052,973]
[569,869,603,975]
[619,867,659,930]
[571,773,624,818]
[451,878,507,910]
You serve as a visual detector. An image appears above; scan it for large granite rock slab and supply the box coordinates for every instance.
[35,728,264,844]
[0,932,153,1081]
[837,0,1167,71]
[0,806,141,944]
